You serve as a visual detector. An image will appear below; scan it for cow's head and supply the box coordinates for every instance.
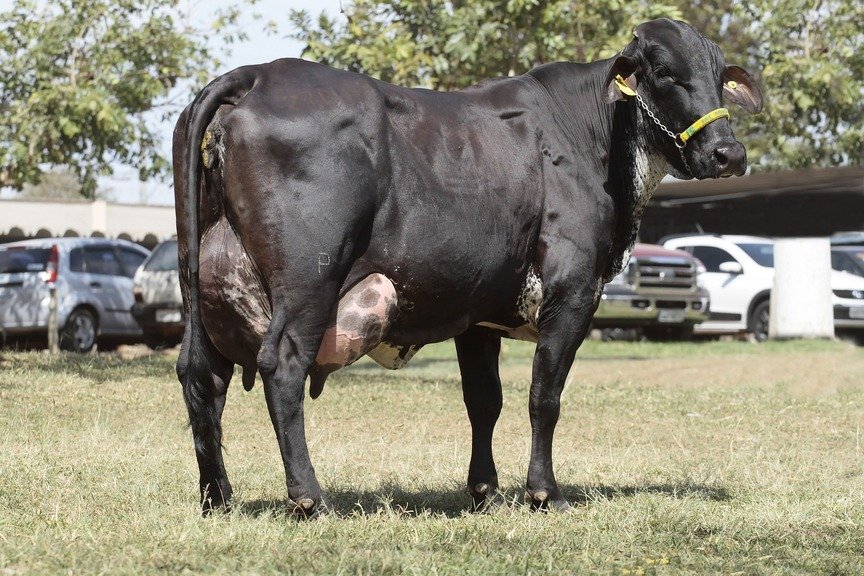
[604,19,763,180]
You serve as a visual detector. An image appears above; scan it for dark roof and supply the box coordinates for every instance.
[652,166,864,206]
[640,166,864,242]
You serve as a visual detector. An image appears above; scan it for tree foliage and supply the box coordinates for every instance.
[0,0,256,198]
[291,0,682,91]
[290,0,864,170]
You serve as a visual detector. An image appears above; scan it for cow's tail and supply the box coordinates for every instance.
[178,69,255,457]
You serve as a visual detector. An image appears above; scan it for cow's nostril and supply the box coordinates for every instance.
[713,143,746,176]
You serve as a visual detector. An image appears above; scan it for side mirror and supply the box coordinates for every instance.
[719,261,743,274]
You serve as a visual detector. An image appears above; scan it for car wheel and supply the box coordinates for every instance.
[60,308,98,353]
[748,300,770,342]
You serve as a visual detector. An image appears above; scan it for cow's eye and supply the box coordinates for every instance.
[654,67,673,82]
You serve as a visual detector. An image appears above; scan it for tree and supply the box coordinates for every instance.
[290,0,864,170]
[18,169,83,201]
[0,0,257,198]
[290,1,682,91]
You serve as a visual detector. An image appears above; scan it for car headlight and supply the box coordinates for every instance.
[833,289,864,299]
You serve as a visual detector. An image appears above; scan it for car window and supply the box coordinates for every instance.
[69,248,85,272]
[735,243,774,267]
[832,251,864,277]
[691,246,739,273]
[849,251,864,276]
[143,241,178,272]
[0,247,50,273]
[119,248,148,278]
[84,246,123,276]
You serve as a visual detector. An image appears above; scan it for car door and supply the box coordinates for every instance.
[683,245,751,325]
[80,244,133,334]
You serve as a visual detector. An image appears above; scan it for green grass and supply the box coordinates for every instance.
[1,339,863,574]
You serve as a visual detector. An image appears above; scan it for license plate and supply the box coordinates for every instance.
[155,309,182,323]
[849,307,864,319]
[658,309,686,323]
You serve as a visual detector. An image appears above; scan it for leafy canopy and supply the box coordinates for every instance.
[0,0,256,198]
[291,0,864,170]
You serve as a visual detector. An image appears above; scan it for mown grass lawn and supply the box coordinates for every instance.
[1,339,863,574]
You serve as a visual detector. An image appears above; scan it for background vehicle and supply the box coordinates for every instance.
[131,239,183,349]
[0,238,150,352]
[662,234,864,341]
[592,243,709,340]
[830,246,864,278]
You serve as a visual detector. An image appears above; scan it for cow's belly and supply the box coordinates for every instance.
[199,217,544,399]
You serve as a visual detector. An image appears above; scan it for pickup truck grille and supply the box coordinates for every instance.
[634,257,697,292]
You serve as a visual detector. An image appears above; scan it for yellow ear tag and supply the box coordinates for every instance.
[615,74,637,97]
[725,80,738,89]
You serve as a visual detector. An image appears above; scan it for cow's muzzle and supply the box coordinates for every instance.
[711,140,747,178]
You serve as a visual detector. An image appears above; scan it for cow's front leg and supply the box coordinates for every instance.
[455,326,504,511]
[525,285,600,512]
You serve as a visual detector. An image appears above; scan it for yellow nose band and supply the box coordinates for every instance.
[678,108,730,144]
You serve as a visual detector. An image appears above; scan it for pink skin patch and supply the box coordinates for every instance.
[308,273,397,398]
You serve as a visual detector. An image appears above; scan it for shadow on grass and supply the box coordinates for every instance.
[235,481,729,518]
[564,482,730,505]
[238,483,470,519]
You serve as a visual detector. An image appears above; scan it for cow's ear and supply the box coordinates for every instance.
[604,55,639,104]
[723,65,763,114]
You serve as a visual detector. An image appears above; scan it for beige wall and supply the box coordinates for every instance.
[0,199,176,244]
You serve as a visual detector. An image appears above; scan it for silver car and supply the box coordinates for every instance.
[0,238,150,352]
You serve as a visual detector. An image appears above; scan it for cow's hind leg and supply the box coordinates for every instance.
[455,327,504,511]
[257,286,346,517]
[177,327,235,514]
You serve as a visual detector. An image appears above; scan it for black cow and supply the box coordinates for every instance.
[174,18,762,515]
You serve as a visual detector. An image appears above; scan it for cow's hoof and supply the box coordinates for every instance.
[524,489,572,513]
[467,483,509,513]
[289,495,328,519]
[200,480,233,516]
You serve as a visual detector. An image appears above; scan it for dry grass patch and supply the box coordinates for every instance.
[1,339,862,574]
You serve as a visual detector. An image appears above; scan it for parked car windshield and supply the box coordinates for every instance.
[736,243,774,268]
[832,249,864,277]
[143,240,178,272]
[0,247,51,273]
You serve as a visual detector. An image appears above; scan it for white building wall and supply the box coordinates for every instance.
[0,199,176,243]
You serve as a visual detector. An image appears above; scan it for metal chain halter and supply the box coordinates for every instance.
[614,74,730,177]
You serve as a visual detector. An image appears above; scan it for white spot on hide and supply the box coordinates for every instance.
[367,342,421,370]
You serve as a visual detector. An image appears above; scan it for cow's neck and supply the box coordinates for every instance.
[604,96,667,279]
[526,61,667,280]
